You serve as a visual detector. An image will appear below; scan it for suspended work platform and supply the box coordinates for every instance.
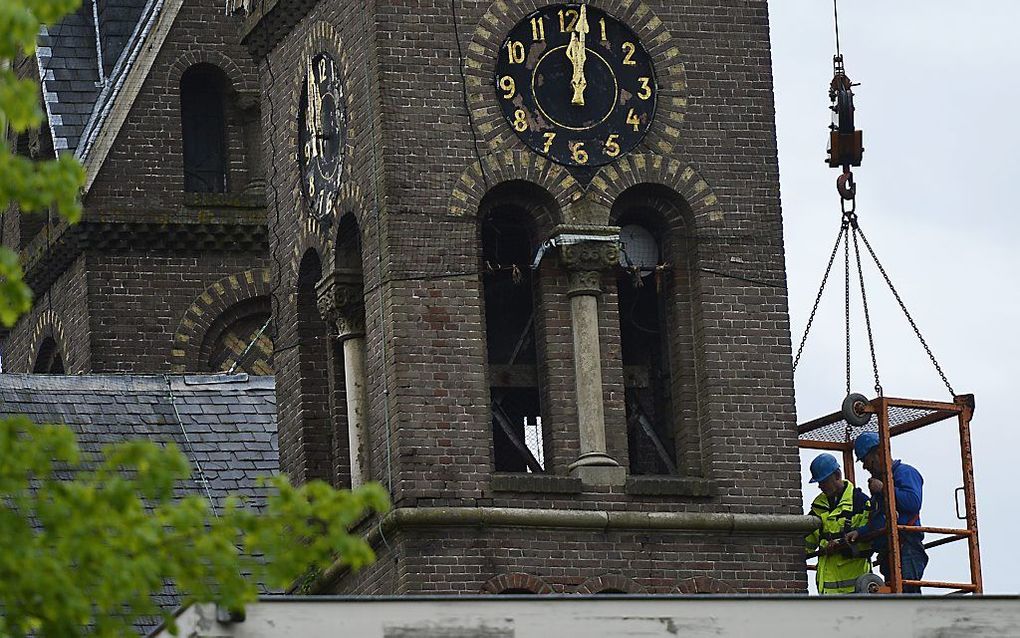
[798,395,982,594]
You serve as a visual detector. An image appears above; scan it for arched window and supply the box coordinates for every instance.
[199,296,273,374]
[328,213,368,489]
[613,185,700,476]
[180,64,228,193]
[481,200,545,473]
[33,337,65,374]
[294,249,333,483]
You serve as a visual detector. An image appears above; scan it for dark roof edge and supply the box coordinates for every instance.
[239,0,316,60]
[0,373,275,393]
[77,0,164,161]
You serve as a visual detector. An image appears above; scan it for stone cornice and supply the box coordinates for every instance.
[21,213,267,295]
[240,0,316,59]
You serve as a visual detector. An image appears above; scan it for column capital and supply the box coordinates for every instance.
[554,225,621,272]
[551,225,620,297]
[316,269,366,341]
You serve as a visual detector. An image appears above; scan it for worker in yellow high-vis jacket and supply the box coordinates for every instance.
[805,453,873,594]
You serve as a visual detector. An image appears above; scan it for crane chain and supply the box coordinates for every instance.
[792,223,846,373]
[844,220,851,395]
[851,228,882,396]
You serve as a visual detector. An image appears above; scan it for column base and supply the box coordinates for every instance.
[570,464,627,487]
[569,452,624,486]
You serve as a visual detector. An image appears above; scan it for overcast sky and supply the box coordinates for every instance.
[769,1,1019,593]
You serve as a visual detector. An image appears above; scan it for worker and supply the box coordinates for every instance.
[804,452,873,594]
[850,432,927,593]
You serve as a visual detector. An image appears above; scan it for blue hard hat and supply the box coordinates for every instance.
[854,431,880,461]
[809,453,840,483]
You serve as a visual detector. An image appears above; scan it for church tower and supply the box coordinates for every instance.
[242,0,812,594]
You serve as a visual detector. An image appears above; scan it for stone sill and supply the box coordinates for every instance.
[490,473,583,494]
[625,476,715,497]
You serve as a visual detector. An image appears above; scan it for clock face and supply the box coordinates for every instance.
[298,52,345,221]
[494,4,656,167]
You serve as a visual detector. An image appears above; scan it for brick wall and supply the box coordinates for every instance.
[332,528,805,595]
[1,255,91,373]
[86,252,268,372]
[256,0,804,592]
[88,0,262,211]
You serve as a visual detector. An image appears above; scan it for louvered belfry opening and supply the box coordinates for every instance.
[482,204,545,474]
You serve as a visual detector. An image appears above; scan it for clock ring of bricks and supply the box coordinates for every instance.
[285,21,359,240]
[463,0,688,159]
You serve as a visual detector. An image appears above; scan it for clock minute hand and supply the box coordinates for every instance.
[566,4,589,107]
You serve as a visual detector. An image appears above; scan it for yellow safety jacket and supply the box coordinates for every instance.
[805,480,872,594]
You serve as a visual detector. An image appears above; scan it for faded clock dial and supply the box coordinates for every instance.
[298,52,345,222]
[495,3,656,167]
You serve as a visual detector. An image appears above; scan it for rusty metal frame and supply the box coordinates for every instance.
[799,394,982,594]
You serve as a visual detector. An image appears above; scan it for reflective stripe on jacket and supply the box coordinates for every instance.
[805,480,873,595]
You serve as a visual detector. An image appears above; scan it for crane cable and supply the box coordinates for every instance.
[791,1,955,398]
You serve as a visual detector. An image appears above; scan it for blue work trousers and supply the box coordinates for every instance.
[878,535,928,594]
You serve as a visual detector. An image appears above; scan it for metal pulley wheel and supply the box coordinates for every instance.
[854,573,885,594]
[842,392,871,427]
[834,83,855,133]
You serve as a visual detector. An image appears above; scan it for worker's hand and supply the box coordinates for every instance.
[868,477,884,494]
[845,530,860,544]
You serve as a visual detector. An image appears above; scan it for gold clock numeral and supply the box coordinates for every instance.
[319,194,334,218]
[637,77,652,100]
[558,8,579,33]
[307,175,316,198]
[542,131,557,153]
[622,41,637,65]
[599,17,608,41]
[317,57,327,81]
[498,76,516,99]
[530,16,545,41]
[512,109,529,132]
[569,141,588,164]
[506,40,526,64]
[604,133,621,157]
[626,108,641,131]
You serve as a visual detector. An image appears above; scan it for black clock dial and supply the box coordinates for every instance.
[298,52,345,221]
[494,4,656,167]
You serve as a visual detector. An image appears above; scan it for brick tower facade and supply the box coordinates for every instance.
[242,0,812,594]
[1,0,271,376]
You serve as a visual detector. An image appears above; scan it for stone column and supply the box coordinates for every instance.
[316,269,369,489]
[236,90,265,195]
[558,227,625,486]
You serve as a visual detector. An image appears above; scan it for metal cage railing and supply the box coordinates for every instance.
[799,394,982,594]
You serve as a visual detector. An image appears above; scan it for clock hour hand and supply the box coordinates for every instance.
[306,62,321,158]
[566,4,589,106]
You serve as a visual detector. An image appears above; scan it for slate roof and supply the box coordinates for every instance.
[35,0,156,156]
[0,373,280,635]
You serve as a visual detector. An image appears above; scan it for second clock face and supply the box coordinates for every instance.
[298,52,345,222]
[494,4,656,167]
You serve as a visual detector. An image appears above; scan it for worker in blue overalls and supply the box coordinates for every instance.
[848,432,928,593]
